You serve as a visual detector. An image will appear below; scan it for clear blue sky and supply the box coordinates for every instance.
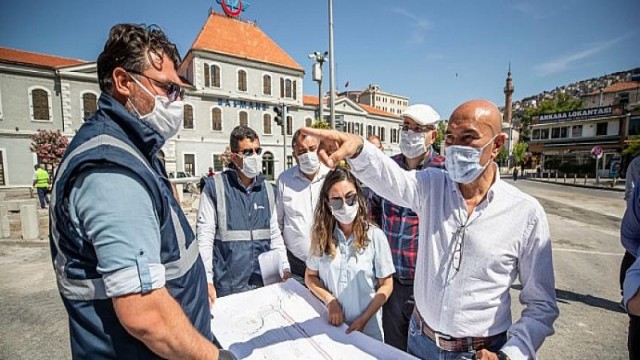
[1,0,639,117]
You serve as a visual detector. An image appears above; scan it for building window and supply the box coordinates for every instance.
[0,150,5,186]
[204,64,209,87]
[280,78,285,97]
[551,128,560,139]
[532,129,540,140]
[367,125,373,137]
[560,126,568,138]
[263,74,271,95]
[540,128,549,139]
[237,70,247,92]
[239,111,248,126]
[0,87,3,120]
[262,152,274,181]
[183,104,194,129]
[596,122,607,136]
[572,125,582,137]
[211,107,222,131]
[183,154,195,176]
[286,116,293,135]
[305,118,312,127]
[30,87,51,121]
[213,154,224,172]
[263,114,272,135]
[390,128,397,143]
[293,80,297,100]
[629,117,640,136]
[285,79,292,98]
[81,92,98,120]
[211,65,221,87]
[286,155,293,169]
[380,127,386,142]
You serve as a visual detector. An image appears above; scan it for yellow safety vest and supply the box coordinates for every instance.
[35,168,49,188]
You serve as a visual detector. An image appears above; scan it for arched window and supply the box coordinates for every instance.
[183,104,194,129]
[285,79,292,98]
[211,108,222,131]
[239,111,248,126]
[286,116,293,135]
[263,114,272,135]
[203,63,210,87]
[238,70,247,92]
[367,125,373,137]
[305,118,312,127]
[211,65,221,87]
[380,127,386,142]
[262,152,274,181]
[30,88,51,121]
[263,74,272,95]
[81,92,98,120]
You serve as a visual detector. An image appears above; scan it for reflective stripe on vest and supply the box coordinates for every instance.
[35,169,49,187]
[50,134,198,300]
[212,174,274,242]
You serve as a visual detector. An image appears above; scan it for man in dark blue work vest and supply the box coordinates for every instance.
[50,24,231,359]
[197,125,290,303]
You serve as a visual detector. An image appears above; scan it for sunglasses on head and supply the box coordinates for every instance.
[128,71,185,102]
[328,193,357,211]
[235,147,263,157]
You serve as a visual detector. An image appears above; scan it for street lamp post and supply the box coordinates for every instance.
[308,51,328,123]
[328,0,336,129]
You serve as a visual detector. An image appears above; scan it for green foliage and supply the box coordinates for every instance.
[520,93,584,142]
[623,136,640,157]
[30,129,69,165]
[311,119,331,129]
[512,142,528,164]
[497,146,508,164]
[433,121,447,153]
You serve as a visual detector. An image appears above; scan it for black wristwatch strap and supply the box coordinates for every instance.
[350,142,364,159]
[497,351,510,360]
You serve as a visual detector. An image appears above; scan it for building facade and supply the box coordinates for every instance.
[342,84,409,116]
[0,12,401,187]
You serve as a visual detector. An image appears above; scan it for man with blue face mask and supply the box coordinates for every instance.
[197,125,290,301]
[301,99,559,360]
[275,129,329,281]
[367,104,445,351]
[49,24,232,359]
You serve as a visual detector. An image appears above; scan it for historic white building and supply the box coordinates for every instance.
[0,11,401,187]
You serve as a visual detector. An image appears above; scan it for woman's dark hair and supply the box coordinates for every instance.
[97,24,181,92]
[310,166,370,259]
[230,125,259,152]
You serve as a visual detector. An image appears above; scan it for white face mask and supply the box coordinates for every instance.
[297,151,320,175]
[399,130,427,159]
[128,75,184,140]
[444,135,498,184]
[331,202,359,225]
[239,153,263,179]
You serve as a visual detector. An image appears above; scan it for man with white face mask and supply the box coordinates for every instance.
[198,125,289,301]
[49,24,228,359]
[275,129,329,280]
[301,99,558,360]
[367,104,445,351]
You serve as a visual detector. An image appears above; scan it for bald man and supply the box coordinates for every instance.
[301,100,558,360]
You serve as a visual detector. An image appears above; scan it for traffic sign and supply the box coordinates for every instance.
[591,146,603,159]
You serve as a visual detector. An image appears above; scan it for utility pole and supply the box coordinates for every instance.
[328,0,336,129]
[309,51,328,123]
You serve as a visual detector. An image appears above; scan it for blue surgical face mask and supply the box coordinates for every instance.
[444,135,498,184]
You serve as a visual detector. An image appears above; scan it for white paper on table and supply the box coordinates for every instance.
[211,279,418,360]
[258,249,283,286]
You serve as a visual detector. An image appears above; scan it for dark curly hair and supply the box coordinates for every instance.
[97,23,181,92]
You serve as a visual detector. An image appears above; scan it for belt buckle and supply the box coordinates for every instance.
[433,331,451,350]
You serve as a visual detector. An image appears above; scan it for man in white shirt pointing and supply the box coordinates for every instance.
[301,99,559,360]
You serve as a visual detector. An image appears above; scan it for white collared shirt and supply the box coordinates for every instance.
[349,142,559,360]
[276,164,329,261]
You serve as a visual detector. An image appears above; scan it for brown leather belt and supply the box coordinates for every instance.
[412,308,506,352]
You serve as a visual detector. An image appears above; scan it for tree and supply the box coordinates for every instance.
[497,146,509,165]
[512,142,528,165]
[623,136,640,157]
[433,120,447,153]
[311,119,331,129]
[30,129,69,168]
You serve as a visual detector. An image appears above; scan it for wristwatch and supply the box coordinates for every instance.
[497,351,510,360]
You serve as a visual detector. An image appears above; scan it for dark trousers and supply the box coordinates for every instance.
[382,277,414,351]
[36,187,49,208]
[621,251,637,295]
[630,314,640,360]
[286,250,307,280]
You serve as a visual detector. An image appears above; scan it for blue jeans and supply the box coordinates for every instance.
[36,187,49,208]
[407,316,507,360]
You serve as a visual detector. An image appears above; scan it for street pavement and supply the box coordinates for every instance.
[0,178,631,359]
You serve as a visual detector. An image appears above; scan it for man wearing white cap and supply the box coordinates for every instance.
[367,104,445,350]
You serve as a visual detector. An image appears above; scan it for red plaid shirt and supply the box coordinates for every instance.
[366,148,445,281]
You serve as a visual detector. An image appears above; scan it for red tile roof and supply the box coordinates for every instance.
[190,12,303,71]
[588,81,640,95]
[303,95,399,119]
[0,46,87,69]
